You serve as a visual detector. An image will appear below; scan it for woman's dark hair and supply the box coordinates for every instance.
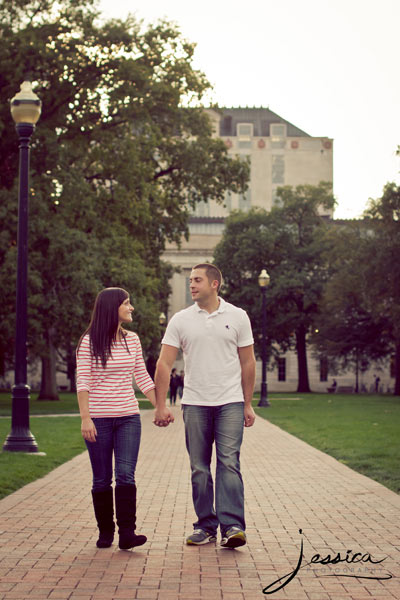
[78,287,130,368]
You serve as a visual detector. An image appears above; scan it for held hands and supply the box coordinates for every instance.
[244,404,256,427]
[81,417,97,442]
[153,406,175,427]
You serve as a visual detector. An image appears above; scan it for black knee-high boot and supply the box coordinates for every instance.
[115,484,147,550]
[91,488,115,548]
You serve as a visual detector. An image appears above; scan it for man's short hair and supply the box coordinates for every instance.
[192,263,223,292]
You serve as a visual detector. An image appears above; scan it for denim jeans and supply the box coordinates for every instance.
[182,402,245,536]
[85,414,141,492]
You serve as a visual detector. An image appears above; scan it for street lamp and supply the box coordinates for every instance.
[3,81,42,452]
[159,312,167,327]
[258,269,270,407]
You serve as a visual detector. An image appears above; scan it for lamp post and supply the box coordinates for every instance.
[3,81,42,452]
[258,269,270,407]
[159,312,167,328]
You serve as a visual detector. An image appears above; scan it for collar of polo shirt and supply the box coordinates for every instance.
[195,296,226,314]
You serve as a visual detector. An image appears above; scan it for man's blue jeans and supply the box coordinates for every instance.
[85,415,141,492]
[182,402,245,536]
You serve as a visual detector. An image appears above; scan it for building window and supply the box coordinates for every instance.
[272,155,285,184]
[270,123,286,148]
[193,199,210,217]
[320,357,328,382]
[237,123,253,149]
[239,188,251,211]
[277,358,286,381]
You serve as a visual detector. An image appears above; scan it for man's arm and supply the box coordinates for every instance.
[238,345,256,427]
[154,344,178,426]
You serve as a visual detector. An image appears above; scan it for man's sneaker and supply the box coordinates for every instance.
[186,528,217,545]
[220,527,247,548]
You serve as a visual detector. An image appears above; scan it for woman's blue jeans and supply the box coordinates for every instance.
[182,402,245,537]
[85,415,141,493]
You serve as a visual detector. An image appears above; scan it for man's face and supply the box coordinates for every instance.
[189,268,217,303]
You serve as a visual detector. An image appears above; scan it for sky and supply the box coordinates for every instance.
[100,0,400,219]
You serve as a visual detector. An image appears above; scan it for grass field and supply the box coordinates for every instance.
[0,392,399,500]
[0,417,85,500]
[255,393,400,494]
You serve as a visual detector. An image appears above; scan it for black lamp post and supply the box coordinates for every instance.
[3,81,42,452]
[258,268,270,407]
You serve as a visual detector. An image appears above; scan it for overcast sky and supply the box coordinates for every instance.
[100,0,400,219]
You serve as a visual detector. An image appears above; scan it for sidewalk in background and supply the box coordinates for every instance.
[0,408,399,600]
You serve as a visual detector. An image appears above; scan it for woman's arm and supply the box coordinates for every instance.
[144,388,156,407]
[77,390,97,442]
[76,335,97,442]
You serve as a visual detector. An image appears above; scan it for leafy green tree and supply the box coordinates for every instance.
[0,0,248,398]
[311,184,400,396]
[214,182,335,392]
[311,223,389,391]
[363,182,400,395]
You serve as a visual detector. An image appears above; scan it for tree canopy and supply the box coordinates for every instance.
[0,0,249,396]
[312,183,400,394]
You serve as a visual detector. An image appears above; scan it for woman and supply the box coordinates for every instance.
[76,287,156,550]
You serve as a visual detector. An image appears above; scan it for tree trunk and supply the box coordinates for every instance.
[38,329,59,401]
[296,325,311,393]
[355,350,359,393]
[394,340,400,396]
[66,345,77,393]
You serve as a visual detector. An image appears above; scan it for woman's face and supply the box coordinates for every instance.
[118,297,134,324]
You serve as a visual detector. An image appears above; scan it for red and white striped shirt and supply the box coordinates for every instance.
[76,331,155,418]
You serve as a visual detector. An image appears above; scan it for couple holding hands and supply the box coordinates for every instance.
[76,264,256,551]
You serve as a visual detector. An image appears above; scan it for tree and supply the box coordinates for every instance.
[311,184,400,396]
[311,223,389,391]
[363,183,400,395]
[0,0,249,397]
[214,182,335,392]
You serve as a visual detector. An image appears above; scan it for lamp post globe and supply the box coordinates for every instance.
[258,268,270,408]
[3,81,42,452]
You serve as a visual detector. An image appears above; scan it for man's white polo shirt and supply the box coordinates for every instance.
[162,297,254,406]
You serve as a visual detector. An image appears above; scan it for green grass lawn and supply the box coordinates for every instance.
[0,416,85,500]
[254,393,400,494]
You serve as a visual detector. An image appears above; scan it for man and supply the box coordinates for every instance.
[154,263,256,548]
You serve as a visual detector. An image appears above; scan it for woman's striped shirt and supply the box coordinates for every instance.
[76,331,155,418]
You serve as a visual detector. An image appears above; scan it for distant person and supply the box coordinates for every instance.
[374,375,381,393]
[327,379,337,393]
[76,288,156,550]
[154,263,256,549]
[178,370,185,399]
[169,368,180,405]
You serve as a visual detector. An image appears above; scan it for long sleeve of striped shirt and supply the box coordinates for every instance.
[76,331,155,418]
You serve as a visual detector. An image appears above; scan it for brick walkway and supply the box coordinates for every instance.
[0,408,399,600]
